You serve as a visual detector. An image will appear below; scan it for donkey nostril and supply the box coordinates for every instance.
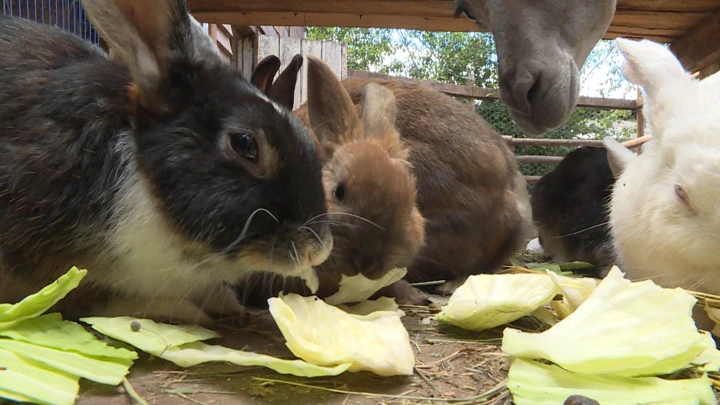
[526,77,542,105]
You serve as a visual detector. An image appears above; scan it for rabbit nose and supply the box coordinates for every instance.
[305,241,332,267]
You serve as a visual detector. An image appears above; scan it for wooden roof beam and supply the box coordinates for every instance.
[670,7,720,77]
[191,11,482,32]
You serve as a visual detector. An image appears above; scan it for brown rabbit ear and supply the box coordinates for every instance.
[268,54,304,110]
[360,83,408,159]
[306,56,361,146]
[250,55,282,95]
[361,83,397,139]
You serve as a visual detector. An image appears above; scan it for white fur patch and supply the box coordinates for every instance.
[526,238,544,253]
[324,268,408,306]
[105,170,221,300]
[298,267,320,294]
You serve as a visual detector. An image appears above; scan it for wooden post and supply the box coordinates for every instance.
[635,87,645,155]
[466,73,475,113]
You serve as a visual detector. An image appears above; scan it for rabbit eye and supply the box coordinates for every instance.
[674,184,690,207]
[333,183,346,202]
[229,132,258,163]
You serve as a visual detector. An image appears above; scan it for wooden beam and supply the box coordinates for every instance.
[617,0,720,12]
[670,6,720,76]
[187,0,720,46]
[192,11,481,32]
[347,69,638,110]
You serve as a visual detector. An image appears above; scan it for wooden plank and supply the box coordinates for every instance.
[670,7,720,75]
[279,37,303,108]
[346,69,638,109]
[516,155,564,165]
[505,137,605,148]
[193,11,482,32]
[616,0,720,12]
[610,10,707,30]
[215,25,233,56]
[187,0,720,16]
[188,0,717,39]
[256,35,280,74]
[301,39,323,105]
[340,44,348,80]
[241,36,255,80]
[322,41,343,80]
[187,0,458,17]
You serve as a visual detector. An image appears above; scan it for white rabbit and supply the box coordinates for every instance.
[604,38,720,298]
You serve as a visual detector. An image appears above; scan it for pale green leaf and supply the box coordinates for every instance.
[268,294,414,376]
[507,358,717,405]
[0,347,79,405]
[159,341,351,377]
[435,273,558,331]
[0,313,137,360]
[82,316,352,378]
[502,266,707,377]
[0,339,132,385]
[0,267,87,329]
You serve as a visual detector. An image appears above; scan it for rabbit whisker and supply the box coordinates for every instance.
[325,212,385,230]
[554,221,610,238]
[298,225,327,251]
[221,207,278,255]
[303,212,336,226]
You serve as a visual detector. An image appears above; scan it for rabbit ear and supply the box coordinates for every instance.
[603,137,636,178]
[268,54,304,110]
[615,38,689,98]
[251,55,282,95]
[82,0,219,109]
[305,56,361,146]
[361,83,398,139]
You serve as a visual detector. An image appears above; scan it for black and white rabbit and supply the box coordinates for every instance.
[0,0,332,324]
[530,146,616,277]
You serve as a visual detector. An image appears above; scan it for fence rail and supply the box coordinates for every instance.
[347,69,638,110]
[1,0,99,44]
[347,69,648,183]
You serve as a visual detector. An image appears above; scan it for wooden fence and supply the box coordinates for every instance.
[254,35,347,108]
[195,30,649,184]
[347,69,649,183]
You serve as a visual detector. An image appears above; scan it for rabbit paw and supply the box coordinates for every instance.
[374,280,429,305]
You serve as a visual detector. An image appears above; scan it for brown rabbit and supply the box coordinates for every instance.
[237,56,427,305]
[338,79,524,287]
[241,56,524,305]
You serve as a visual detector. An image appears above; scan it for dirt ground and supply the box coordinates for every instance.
[76,304,514,405]
[71,245,720,405]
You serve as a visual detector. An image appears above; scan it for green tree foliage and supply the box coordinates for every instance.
[306,27,637,178]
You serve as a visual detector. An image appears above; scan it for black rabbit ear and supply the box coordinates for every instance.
[268,54,304,110]
[250,55,282,95]
[82,0,220,110]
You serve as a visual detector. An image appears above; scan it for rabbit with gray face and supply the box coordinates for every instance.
[606,38,720,298]
[531,146,616,277]
[0,0,332,324]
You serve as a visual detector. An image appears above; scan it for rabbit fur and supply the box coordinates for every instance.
[531,146,616,277]
[242,55,526,304]
[606,38,720,296]
[0,0,332,324]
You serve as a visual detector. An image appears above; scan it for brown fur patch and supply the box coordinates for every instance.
[340,78,524,284]
[126,82,140,118]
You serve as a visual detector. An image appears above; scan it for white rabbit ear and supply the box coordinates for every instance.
[700,69,720,90]
[615,38,689,97]
[603,137,636,178]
